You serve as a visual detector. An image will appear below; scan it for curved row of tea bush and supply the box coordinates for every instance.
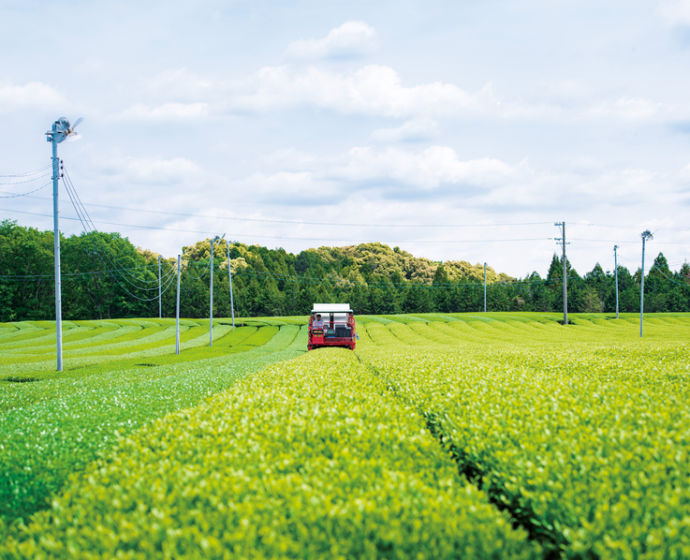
[0,322,306,526]
[357,318,690,559]
[2,349,540,559]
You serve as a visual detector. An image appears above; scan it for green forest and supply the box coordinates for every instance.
[1,220,688,321]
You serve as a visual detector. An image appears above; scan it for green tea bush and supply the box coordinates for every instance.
[357,314,690,558]
[3,350,539,559]
[0,320,304,525]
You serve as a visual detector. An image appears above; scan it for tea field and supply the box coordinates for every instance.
[1,313,689,558]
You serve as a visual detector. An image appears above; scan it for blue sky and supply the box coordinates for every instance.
[1,0,689,277]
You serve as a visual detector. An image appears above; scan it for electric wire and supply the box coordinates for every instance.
[7,202,688,247]
[0,166,51,178]
[1,207,553,244]
[0,182,51,199]
[649,268,690,289]
[16,193,690,233]
[1,192,556,228]
[60,168,178,301]
[0,263,177,280]
[63,167,173,289]
[0,168,51,187]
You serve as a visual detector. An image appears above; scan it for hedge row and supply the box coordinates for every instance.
[358,331,690,559]
[3,349,539,559]
[0,324,304,526]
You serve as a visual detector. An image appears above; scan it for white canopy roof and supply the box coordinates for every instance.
[311,303,353,313]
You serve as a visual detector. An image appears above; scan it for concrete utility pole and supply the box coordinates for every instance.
[45,117,78,371]
[226,240,235,328]
[555,221,568,324]
[483,262,487,313]
[158,255,162,319]
[175,254,181,354]
[209,234,225,346]
[614,245,619,319]
[210,238,214,346]
[50,135,62,371]
[640,230,653,337]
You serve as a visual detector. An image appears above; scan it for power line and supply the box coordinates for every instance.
[8,192,690,234]
[0,166,51,178]
[650,268,690,289]
[568,237,690,246]
[574,222,689,232]
[59,166,178,301]
[1,208,552,244]
[62,167,176,289]
[0,182,51,199]
[226,266,583,289]
[2,193,556,229]
[0,263,176,280]
[0,169,51,187]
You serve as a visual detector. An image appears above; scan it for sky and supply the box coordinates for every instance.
[1,0,689,278]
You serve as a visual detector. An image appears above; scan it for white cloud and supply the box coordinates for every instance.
[229,65,674,122]
[102,155,202,184]
[112,63,678,126]
[0,81,64,113]
[371,118,439,142]
[229,64,476,117]
[680,163,690,180]
[334,146,515,190]
[237,145,516,206]
[286,21,376,59]
[260,148,317,170]
[120,102,210,120]
[142,68,214,100]
[585,97,663,121]
[661,0,690,26]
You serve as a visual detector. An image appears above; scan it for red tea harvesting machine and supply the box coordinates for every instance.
[307,303,357,351]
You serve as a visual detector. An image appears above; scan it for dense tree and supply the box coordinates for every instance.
[1,222,688,320]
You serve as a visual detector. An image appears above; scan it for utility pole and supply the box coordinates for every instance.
[554,221,568,324]
[209,238,214,346]
[613,245,619,319]
[175,254,181,354]
[209,234,225,346]
[45,118,78,372]
[226,240,235,328]
[640,230,653,337]
[158,255,162,319]
[483,262,487,313]
[50,133,62,371]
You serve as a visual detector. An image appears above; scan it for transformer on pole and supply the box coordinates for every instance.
[640,230,653,337]
[45,117,80,372]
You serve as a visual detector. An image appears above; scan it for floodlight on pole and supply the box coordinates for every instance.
[45,117,81,372]
[639,230,653,337]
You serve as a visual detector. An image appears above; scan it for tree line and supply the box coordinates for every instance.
[1,220,688,322]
